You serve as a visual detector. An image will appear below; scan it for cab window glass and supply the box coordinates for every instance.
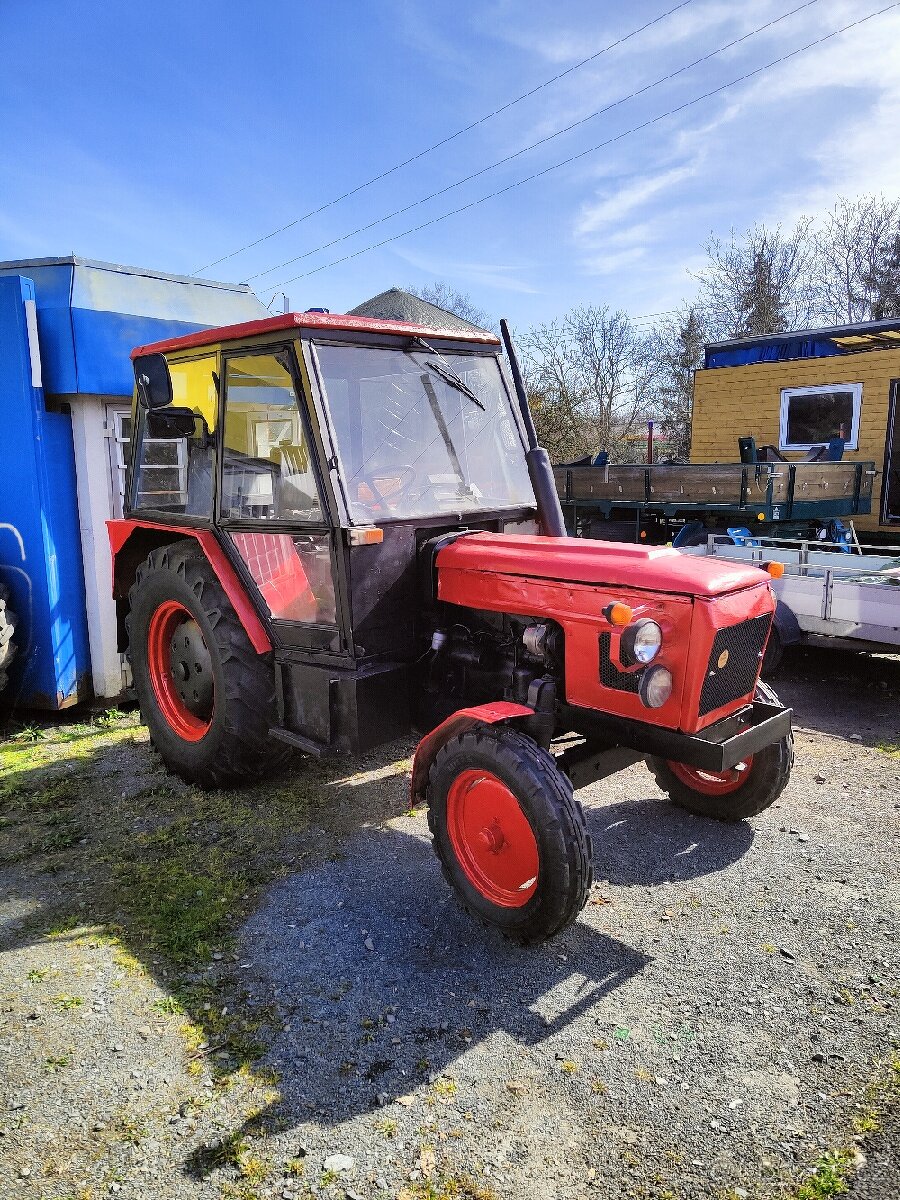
[230,531,336,626]
[132,354,217,515]
[222,353,323,522]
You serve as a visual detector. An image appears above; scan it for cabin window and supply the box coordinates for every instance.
[221,351,324,522]
[779,383,861,451]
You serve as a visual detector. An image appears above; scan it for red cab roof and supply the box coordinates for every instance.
[130,310,500,359]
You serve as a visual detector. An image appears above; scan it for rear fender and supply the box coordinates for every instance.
[107,519,271,654]
[410,702,534,805]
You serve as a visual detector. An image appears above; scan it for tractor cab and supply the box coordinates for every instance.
[114,312,542,753]
[110,310,793,945]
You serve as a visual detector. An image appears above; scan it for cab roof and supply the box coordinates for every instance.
[130,310,501,360]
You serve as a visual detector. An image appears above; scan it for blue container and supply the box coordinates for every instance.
[0,275,91,707]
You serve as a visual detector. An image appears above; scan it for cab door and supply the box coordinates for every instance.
[218,344,346,654]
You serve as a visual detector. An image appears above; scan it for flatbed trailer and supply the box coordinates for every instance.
[679,534,900,669]
[554,459,877,543]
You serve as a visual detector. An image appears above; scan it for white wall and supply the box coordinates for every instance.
[69,395,130,700]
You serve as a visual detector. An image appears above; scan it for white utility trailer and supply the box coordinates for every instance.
[680,535,900,671]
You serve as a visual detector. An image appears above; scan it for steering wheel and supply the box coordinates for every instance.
[355,465,418,511]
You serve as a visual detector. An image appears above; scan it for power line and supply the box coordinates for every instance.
[249,0,821,283]
[267,3,898,293]
[190,1,695,275]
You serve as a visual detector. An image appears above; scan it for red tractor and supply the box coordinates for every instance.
[109,310,793,942]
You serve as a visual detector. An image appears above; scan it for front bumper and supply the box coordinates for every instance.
[562,700,793,772]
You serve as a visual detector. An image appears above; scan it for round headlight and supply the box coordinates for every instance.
[622,618,663,665]
[640,665,673,709]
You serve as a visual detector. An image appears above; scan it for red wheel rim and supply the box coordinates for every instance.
[446,769,539,908]
[146,600,214,742]
[667,756,753,796]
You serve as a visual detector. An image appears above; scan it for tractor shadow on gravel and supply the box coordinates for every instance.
[583,794,755,887]
[192,820,652,1157]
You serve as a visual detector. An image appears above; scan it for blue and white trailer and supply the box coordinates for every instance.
[0,258,266,709]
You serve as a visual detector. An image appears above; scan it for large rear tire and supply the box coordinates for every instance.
[127,539,289,788]
[426,725,592,943]
[0,580,18,694]
[648,680,793,822]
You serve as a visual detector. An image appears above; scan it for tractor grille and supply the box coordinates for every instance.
[698,614,771,717]
[598,633,643,694]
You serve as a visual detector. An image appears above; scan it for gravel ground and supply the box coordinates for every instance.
[1,645,898,1200]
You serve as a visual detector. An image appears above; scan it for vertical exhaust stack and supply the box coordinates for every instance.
[500,319,567,538]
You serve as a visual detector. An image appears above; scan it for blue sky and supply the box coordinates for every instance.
[3,0,900,328]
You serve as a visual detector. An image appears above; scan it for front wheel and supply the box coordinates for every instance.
[426,725,592,943]
[647,681,793,822]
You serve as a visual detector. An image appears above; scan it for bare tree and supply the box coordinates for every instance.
[816,195,900,323]
[870,231,900,320]
[405,281,494,330]
[696,219,820,339]
[519,305,658,463]
[649,305,706,461]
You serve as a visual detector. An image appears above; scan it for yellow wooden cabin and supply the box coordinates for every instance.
[691,319,900,536]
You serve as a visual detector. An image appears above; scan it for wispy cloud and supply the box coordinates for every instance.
[575,166,694,236]
[394,246,540,294]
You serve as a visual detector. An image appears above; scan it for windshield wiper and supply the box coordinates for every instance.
[409,336,485,410]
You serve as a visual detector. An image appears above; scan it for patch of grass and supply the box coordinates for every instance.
[793,1150,854,1198]
[44,1054,71,1072]
[875,740,900,756]
[52,993,83,1011]
[152,996,184,1016]
[430,1077,457,1100]
[114,829,247,964]
[46,915,80,938]
[115,1116,147,1146]
[238,1154,270,1184]
[190,1129,249,1173]
[398,1177,499,1200]
[26,968,50,983]
[376,1117,397,1137]
[560,1060,579,1074]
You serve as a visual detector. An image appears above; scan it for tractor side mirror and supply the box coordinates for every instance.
[135,353,173,410]
[146,407,197,439]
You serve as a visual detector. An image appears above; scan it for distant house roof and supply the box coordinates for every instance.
[350,287,491,337]
[704,316,900,369]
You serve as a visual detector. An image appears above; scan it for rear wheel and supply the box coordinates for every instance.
[0,579,18,694]
[127,539,289,788]
[648,680,793,822]
[426,725,592,943]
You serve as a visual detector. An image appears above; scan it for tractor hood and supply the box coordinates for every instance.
[437,532,768,599]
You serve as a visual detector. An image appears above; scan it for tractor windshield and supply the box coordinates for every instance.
[314,343,535,522]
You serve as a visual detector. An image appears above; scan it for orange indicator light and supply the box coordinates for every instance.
[765,561,785,579]
[605,601,633,626]
[349,526,384,546]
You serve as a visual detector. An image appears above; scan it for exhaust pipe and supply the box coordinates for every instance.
[500,319,567,538]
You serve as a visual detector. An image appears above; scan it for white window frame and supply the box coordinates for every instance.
[778,382,862,452]
[108,407,133,519]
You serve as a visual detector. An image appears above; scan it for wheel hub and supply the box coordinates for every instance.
[169,619,213,718]
[478,820,506,854]
[146,600,215,742]
[446,770,539,908]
